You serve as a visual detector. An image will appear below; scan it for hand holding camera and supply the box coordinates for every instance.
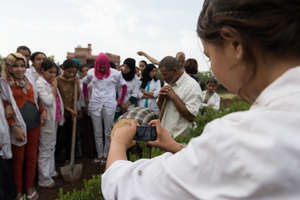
[110,119,182,153]
[146,120,183,154]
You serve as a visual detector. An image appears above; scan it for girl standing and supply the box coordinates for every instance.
[25,52,46,85]
[0,53,46,200]
[83,53,127,164]
[115,58,140,119]
[56,59,80,163]
[36,59,64,188]
[138,64,161,113]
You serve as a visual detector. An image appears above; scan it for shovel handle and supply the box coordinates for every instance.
[159,98,167,121]
[70,80,78,166]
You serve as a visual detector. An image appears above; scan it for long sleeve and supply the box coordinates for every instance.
[36,80,54,107]
[152,80,161,98]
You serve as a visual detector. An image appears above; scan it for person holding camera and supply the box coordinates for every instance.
[102,0,300,199]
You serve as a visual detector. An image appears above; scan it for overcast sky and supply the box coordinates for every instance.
[0,0,210,71]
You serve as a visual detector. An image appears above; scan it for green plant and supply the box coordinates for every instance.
[56,175,104,200]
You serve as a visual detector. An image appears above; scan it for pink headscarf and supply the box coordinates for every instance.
[94,53,111,79]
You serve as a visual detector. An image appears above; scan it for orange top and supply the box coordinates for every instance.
[3,83,44,125]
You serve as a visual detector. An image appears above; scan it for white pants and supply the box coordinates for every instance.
[91,106,115,158]
[38,122,58,187]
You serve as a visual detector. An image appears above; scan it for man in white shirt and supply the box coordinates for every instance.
[157,56,202,137]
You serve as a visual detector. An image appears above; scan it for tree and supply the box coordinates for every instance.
[0,54,4,66]
[47,55,55,62]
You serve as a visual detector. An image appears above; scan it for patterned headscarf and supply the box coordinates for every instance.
[1,53,30,94]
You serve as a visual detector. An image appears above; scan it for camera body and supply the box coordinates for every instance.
[134,126,157,141]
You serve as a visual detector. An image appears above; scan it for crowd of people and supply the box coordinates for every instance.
[4,0,298,199]
[0,40,222,199]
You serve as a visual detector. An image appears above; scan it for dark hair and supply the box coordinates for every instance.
[197,0,300,64]
[41,59,58,72]
[140,60,147,66]
[110,61,116,69]
[206,77,218,86]
[159,56,181,70]
[140,64,158,89]
[62,59,78,70]
[79,65,89,72]
[122,58,136,81]
[184,58,198,74]
[30,52,46,62]
[16,46,31,55]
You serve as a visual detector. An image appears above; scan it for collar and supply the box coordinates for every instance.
[173,71,187,87]
[29,65,38,74]
[253,66,300,107]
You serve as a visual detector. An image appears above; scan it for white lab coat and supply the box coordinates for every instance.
[25,65,40,87]
[36,76,64,186]
[102,66,300,200]
[83,68,127,117]
[0,99,12,159]
[202,90,221,111]
[116,75,141,112]
[36,77,64,133]
[78,78,86,109]
[137,79,161,113]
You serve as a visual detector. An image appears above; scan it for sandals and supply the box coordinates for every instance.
[39,180,55,189]
[27,189,39,200]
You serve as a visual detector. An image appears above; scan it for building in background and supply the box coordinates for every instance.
[67,43,120,67]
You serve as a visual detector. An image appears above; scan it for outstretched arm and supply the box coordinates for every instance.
[137,51,159,65]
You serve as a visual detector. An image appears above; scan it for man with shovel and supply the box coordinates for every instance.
[157,56,202,137]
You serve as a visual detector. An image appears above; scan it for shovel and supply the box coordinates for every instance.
[149,98,167,158]
[60,79,83,183]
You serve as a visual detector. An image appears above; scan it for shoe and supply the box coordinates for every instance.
[39,180,55,189]
[52,171,59,178]
[93,158,102,164]
[27,189,39,200]
[101,158,107,165]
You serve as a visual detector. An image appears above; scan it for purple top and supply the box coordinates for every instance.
[55,90,61,121]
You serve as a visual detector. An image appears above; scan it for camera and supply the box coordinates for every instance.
[134,126,157,141]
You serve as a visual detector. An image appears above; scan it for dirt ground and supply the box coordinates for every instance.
[38,158,105,200]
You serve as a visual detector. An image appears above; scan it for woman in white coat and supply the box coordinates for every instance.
[36,60,64,188]
[82,53,127,164]
[115,58,140,120]
[138,64,161,113]
[102,0,300,199]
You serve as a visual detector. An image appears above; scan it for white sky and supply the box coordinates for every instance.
[0,0,211,71]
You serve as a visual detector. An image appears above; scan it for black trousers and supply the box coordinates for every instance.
[55,115,73,162]
[0,157,16,200]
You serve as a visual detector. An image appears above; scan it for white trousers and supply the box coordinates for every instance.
[38,122,58,187]
[91,106,115,158]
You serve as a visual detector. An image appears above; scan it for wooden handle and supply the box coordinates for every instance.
[70,80,78,166]
[159,98,167,121]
